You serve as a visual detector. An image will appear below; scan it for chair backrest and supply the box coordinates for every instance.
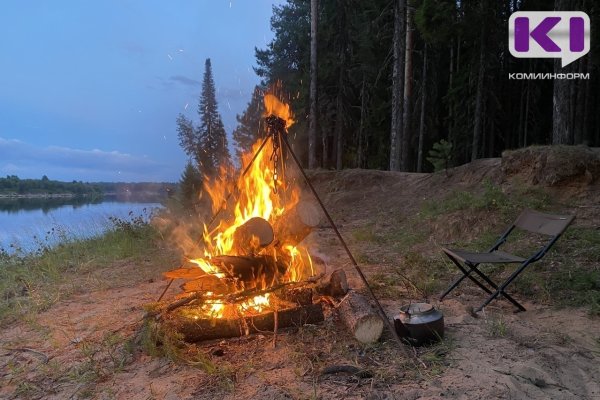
[514,209,575,237]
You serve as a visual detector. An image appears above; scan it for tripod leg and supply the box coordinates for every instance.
[280,133,408,352]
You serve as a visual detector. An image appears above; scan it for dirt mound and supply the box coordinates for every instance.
[501,145,600,187]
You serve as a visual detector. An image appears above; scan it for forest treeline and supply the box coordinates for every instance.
[235,0,599,172]
[175,0,600,205]
[0,175,175,198]
[0,175,102,196]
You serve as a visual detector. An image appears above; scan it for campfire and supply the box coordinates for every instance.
[158,94,335,342]
[156,93,397,346]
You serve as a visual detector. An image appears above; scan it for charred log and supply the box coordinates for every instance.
[275,287,313,306]
[274,201,320,246]
[316,269,348,298]
[233,217,274,255]
[210,255,288,289]
[168,303,324,342]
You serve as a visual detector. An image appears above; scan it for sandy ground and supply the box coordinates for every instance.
[2,152,599,399]
[1,265,599,399]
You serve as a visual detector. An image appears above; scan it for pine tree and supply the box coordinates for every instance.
[197,58,231,176]
[179,161,203,207]
[232,86,265,164]
[176,113,199,164]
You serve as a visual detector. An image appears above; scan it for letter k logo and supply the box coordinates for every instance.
[515,17,561,52]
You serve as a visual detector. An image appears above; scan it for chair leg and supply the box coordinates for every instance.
[441,253,527,312]
[440,256,493,301]
[475,261,532,312]
[475,289,526,312]
[468,265,526,311]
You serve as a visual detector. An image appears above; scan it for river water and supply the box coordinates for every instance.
[0,197,162,254]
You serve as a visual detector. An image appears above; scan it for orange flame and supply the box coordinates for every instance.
[264,93,295,128]
[187,93,312,318]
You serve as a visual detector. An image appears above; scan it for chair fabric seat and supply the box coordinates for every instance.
[442,248,526,264]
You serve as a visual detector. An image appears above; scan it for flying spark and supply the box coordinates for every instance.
[167,54,173,60]
[226,101,231,110]
[184,103,189,110]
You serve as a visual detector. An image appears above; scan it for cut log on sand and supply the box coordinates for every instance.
[233,217,274,255]
[337,291,384,344]
[274,201,320,246]
[316,269,349,297]
[168,303,324,342]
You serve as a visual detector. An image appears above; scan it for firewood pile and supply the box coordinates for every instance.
[150,206,384,345]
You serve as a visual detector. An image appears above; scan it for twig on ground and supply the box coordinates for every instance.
[273,308,278,348]
[2,347,49,364]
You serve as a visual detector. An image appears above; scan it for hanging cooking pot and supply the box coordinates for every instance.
[394,303,444,346]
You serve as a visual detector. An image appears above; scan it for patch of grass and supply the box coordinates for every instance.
[421,180,551,218]
[401,251,451,298]
[352,224,382,244]
[369,273,403,299]
[418,337,454,378]
[0,217,177,326]
[140,317,216,371]
[486,315,509,337]
[544,264,600,315]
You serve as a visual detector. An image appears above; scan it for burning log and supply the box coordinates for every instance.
[163,267,229,294]
[273,201,320,246]
[316,269,349,297]
[337,291,384,344]
[168,303,324,343]
[233,217,274,255]
[275,287,313,306]
[210,255,288,288]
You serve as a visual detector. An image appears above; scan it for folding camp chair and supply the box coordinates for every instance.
[439,209,575,312]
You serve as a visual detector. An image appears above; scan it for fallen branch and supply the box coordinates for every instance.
[321,365,373,379]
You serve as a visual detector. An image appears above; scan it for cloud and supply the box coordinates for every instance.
[0,137,178,182]
[169,75,201,87]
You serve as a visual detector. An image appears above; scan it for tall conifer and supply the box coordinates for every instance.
[232,86,265,164]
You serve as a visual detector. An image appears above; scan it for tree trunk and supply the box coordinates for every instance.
[389,0,406,171]
[583,45,592,144]
[574,58,586,144]
[322,129,329,168]
[334,0,346,170]
[401,1,414,171]
[448,40,454,148]
[552,0,573,145]
[417,45,427,172]
[338,291,384,344]
[357,77,366,168]
[524,80,530,147]
[309,0,318,168]
[472,21,486,161]
[517,80,525,147]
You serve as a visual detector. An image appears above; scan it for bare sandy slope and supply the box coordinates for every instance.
[2,148,599,399]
